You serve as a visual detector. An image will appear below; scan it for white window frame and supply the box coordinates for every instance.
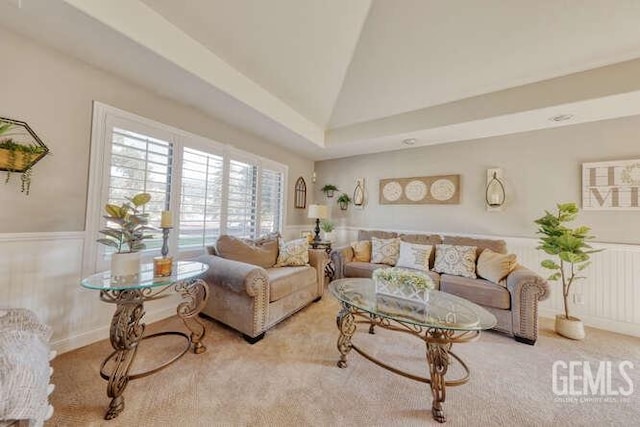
[84,102,288,275]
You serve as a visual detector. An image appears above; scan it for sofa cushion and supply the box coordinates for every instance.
[350,240,372,262]
[440,274,511,310]
[358,230,398,241]
[267,266,317,302]
[275,238,309,267]
[371,237,401,265]
[344,261,384,278]
[396,241,432,271]
[400,233,442,267]
[442,235,507,258]
[344,262,441,287]
[433,244,477,279]
[477,249,517,284]
[216,235,278,268]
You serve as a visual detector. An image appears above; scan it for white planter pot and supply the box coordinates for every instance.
[555,314,585,340]
[322,231,336,242]
[111,252,141,284]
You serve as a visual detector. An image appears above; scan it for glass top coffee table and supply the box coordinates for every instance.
[81,261,209,420]
[329,278,497,423]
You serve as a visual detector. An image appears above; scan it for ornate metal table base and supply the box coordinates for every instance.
[336,303,479,423]
[99,278,209,420]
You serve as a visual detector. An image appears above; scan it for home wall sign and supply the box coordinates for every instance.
[582,159,640,210]
[379,174,460,205]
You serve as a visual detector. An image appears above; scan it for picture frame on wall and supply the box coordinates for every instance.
[582,159,640,210]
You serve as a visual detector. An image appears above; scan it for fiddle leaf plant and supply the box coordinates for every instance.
[97,193,155,253]
[534,202,602,320]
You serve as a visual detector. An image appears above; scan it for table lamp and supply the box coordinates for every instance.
[308,204,328,242]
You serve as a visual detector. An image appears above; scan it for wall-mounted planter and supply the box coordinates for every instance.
[0,117,50,195]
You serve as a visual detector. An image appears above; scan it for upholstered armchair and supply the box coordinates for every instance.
[197,247,326,343]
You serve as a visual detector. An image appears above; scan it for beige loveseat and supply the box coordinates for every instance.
[331,230,550,345]
[197,236,326,343]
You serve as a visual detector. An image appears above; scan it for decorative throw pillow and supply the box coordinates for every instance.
[351,240,372,262]
[216,235,279,268]
[433,244,478,279]
[371,237,401,266]
[477,248,517,285]
[395,241,432,272]
[275,238,309,267]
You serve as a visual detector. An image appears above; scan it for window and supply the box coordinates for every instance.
[86,102,287,273]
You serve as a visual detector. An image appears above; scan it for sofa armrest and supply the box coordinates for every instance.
[506,265,550,343]
[195,254,269,298]
[308,249,327,295]
[330,245,354,279]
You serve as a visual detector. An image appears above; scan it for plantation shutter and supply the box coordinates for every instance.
[259,168,284,236]
[179,147,224,249]
[108,127,172,252]
[226,159,257,238]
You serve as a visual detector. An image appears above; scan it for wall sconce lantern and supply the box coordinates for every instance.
[486,168,505,211]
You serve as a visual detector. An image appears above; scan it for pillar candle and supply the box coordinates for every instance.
[160,210,173,228]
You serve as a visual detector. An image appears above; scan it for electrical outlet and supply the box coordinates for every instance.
[572,293,585,305]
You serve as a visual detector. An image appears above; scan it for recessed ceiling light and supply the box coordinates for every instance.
[549,114,574,122]
[402,138,417,145]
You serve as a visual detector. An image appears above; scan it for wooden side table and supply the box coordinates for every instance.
[80,261,209,420]
[310,241,335,280]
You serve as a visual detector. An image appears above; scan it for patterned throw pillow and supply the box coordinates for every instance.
[433,244,477,279]
[395,241,432,272]
[351,240,372,262]
[274,238,309,267]
[477,248,517,285]
[371,237,401,266]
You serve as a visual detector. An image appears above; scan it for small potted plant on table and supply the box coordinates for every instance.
[97,193,155,284]
[320,219,335,242]
[535,202,602,340]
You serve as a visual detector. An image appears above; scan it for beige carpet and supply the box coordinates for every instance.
[48,296,640,426]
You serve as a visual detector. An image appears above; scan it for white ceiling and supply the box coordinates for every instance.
[2,0,640,160]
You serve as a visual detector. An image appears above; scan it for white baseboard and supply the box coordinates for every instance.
[51,306,178,354]
[539,308,640,338]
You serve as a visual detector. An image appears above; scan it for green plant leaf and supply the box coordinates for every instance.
[96,238,119,249]
[541,259,560,270]
[131,193,151,206]
[547,272,561,281]
[577,262,591,271]
[105,204,122,218]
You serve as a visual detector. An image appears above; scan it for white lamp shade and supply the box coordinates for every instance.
[308,204,328,219]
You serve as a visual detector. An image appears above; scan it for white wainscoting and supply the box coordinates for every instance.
[336,227,640,338]
[0,232,180,354]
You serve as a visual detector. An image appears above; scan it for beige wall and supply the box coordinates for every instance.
[0,26,313,233]
[316,115,640,244]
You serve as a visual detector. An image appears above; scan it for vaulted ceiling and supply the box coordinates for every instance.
[3,0,640,160]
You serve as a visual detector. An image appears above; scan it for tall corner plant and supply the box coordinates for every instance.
[97,193,154,253]
[534,202,602,320]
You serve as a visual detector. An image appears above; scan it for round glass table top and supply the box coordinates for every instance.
[329,278,497,331]
[81,261,209,291]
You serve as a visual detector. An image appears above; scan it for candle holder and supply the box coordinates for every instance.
[161,227,171,257]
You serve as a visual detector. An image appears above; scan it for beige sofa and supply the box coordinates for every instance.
[197,245,326,343]
[331,230,550,345]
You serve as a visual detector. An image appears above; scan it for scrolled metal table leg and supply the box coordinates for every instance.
[104,290,145,420]
[426,329,453,423]
[336,303,356,368]
[175,278,209,354]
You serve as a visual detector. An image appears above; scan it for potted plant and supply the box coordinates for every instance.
[337,193,352,210]
[0,120,48,195]
[320,219,335,242]
[534,202,602,340]
[321,184,339,198]
[97,193,155,283]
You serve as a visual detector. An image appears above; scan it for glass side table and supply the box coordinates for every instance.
[81,261,209,420]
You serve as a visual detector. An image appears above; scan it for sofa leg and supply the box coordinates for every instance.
[243,333,265,344]
[313,296,322,303]
[514,335,536,345]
